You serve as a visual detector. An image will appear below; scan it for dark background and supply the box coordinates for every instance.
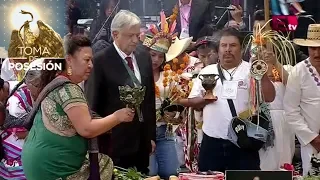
[226,171,293,180]
[1,0,319,57]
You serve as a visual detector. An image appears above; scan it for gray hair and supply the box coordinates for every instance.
[63,33,72,55]
[25,70,41,86]
[110,10,141,32]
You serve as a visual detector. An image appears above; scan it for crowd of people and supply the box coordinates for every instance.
[0,0,320,179]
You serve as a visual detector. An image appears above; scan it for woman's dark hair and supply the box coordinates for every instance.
[159,56,166,72]
[39,35,91,91]
[196,36,219,52]
[219,27,244,45]
[254,10,265,21]
[197,24,217,39]
[0,78,4,90]
[38,59,66,93]
[144,46,166,72]
[100,0,118,17]
[65,35,92,55]
[66,0,81,34]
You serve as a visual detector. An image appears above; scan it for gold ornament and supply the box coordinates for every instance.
[67,67,72,76]
[7,10,64,81]
[8,10,64,60]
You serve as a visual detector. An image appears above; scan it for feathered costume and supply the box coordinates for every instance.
[244,21,296,170]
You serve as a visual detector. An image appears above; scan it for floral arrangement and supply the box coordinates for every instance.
[119,85,146,122]
[155,57,192,136]
[244,21,296,65]
[171,53,190,74]
[244,20,296,113]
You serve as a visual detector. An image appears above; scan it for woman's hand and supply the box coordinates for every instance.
[263,50,277,66]
[164,111,178,119]
[15,131,28,139]
[227,20,241,30]
[230,5,243,23]
[113,108,135,123]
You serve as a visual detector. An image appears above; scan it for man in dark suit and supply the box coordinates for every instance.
[173,0,212,40]
[172,0,245,41]
[85,10,156,174]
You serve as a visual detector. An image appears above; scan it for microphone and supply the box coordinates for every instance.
[215,6,235,10]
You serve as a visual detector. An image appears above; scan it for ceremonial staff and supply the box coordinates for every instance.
[264,0,271,30]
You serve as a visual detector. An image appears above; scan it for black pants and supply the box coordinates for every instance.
[111,131,150,174]
[198,133,260,172]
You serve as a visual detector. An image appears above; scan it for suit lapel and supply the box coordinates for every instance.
[109,45,135,87]
[134,50,146,86]
[189,0,200,32]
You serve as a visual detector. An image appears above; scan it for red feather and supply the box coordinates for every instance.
[149,24,159,35]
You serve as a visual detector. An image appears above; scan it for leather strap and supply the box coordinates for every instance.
[217,64,237,117]
[121,57,141,87]
[25,77,72,130]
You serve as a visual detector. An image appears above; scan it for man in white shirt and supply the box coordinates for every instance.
[188,28,275,172]
[284,24,320,176]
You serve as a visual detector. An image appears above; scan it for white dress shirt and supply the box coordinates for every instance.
[1,58,15,81]
[188,61,251,139]
[284,59,320,175]
[8,81,19,93]
[113,42,141,83]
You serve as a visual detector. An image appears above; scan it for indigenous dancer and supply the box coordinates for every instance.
[176,37,219,172]
[142,11,180,179]
[248,20,296,170]
[165,36,200,169]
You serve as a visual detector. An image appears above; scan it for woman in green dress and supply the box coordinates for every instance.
[22,35,135,180]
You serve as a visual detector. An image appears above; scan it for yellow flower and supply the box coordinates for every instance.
[164,64,171,71]
[164,71,170,77]
[172,65,177,71]
[155,85,160,98]
[163,78,168,84]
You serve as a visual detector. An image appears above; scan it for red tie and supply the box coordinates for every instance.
[125,57,134,71]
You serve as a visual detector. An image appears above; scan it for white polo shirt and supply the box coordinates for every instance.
[188,61,251,139]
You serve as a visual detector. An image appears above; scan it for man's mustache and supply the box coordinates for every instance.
[223,54,234,58]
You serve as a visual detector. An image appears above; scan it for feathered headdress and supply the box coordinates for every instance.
[241,21,296,150]
[142,11,177,53]
[243,20,296,113]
